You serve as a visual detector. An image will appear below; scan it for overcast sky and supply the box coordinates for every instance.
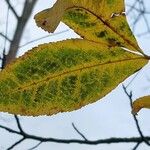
[0,0,150,150]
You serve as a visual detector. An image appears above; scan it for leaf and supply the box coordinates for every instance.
[0,39,148,116]
[34,0,143,53]
[34,0,74,33]
[132,96,150,114]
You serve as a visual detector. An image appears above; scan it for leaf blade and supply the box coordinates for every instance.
[34,0,143,53]
[0,39,148,116]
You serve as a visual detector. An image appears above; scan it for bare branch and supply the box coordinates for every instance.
[132,142,141,150]
[126,1,139,16]
[0,121,150,145]
[0,33,11,42]
[1,2,10,69]
[125,67,143,88]
[14,115,24,134]
[5,0,38,66]
[122,85,150,146]
[72,123,88,141]
[28,142,42,150]
[0,124,20,135]
[126,0,150,36]
[7,138,25,150]
[5,0,19,19]
[19,29,69,48]
[127,4,150,14]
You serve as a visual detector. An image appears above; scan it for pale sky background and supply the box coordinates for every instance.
[0,0,150,150]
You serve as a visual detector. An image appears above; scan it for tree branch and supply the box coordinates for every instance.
[122,85,150,146]
[19,29,69,48]
[126,0,150,36]
[0,120,150,146]
[5,0,19,19]
[72,123,88,141]
[1,5,10,69]
[14,115,24,134]
[5,0,38,66]
[0,32,11,42]
[28,142,42,150]
[132,142,141,150]
[7,137,25,150]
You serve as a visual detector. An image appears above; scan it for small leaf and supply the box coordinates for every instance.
[0,39,148,116]
[34,0,74,33]
[132,96,150,114]
[34,0,143,53]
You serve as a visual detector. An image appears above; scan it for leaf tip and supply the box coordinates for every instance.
[132,100,142,115]
[132,96,150,114]
[34,9,57,33]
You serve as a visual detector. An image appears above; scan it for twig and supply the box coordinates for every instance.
[28,142,42,150]
[5,0,37,66]
[122,85,150,146]
[127,0,150,36]
[125,67,143,88]
[0,33,11,42]
[7,137,25,150]
[1,1,10,69]
[19,29,69,48]
[5,0,19,19]
[72,123,88,141]
[127,4,150,14]
[0,124,20,135]
[132,142,141,150]
[126,1,139,15]
[0,121,150,145]
[14,115,24,134]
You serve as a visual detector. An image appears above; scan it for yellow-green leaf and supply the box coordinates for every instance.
[132,96,150,114]
[0,39,148,116]
[34,0,142,53]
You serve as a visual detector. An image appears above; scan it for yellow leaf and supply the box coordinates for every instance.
[34,0,143,53]
[132,96,150,114]
[0,39,148,116]
[34,0,74,33]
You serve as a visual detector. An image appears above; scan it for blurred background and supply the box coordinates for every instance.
[0,0,150,149]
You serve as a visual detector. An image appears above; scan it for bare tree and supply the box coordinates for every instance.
[0,0,150,149]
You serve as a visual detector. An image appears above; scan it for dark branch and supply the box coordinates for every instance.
[132,142,141,150]
[0,124,20,135]
[0,32,11,42]
[122,85,150,146]
[7,138,25,150]
[28,142,42,150]
[126,0,150,36]
[23,136,150,145]
[14,115,24,134]
[72,123,88,141]
[5,0,19,19]
[5,0,38,66]
[0,121,150,145]
[1,2,10,69]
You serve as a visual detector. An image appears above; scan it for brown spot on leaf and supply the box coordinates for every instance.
[42,20,47,26]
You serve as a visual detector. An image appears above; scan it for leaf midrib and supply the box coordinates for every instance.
[10,57,146,93]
